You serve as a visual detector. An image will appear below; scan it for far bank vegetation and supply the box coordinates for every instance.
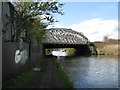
[92,37,120,56]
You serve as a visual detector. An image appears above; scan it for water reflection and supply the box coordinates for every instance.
[64,56,118,88]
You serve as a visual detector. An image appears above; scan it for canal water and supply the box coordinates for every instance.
[63,55,118,88]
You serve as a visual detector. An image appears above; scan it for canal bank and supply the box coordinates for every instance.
[92,41,119,56]
[3,57,74,88]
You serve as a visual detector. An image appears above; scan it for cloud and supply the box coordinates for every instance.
[35,14,50,19]
[48,24,66,28]
[48,18,118,42]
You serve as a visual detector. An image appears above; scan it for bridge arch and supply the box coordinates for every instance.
[41,28,91,56]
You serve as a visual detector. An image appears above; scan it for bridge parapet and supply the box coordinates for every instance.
[42,28,90,45]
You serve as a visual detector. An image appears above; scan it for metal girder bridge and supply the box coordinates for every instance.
[42,28,90,45]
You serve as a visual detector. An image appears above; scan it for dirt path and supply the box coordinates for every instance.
[37,58,53,88]
[22,57,65,88]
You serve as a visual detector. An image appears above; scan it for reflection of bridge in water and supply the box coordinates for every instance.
[42,28,91,55]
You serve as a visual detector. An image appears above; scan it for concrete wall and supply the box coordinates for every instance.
[0,1,2,89]
[2,41,30,80]
[2,40,44,80]
[2,2,12,41]
[29,38,44,67]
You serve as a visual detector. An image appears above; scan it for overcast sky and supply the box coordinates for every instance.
[48,2,118,42]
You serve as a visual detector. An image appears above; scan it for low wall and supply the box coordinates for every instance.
[2,40,44,80]
[29,39,44,67]
[2,41,29,80]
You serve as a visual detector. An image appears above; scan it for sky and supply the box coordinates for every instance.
[48,2,119,42]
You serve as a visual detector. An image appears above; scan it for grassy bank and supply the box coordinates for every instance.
[3,57,74,88]
[52,58,74,88]
[3,69,34,88]
[92,42,119,56]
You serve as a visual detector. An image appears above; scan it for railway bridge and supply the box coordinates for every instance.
[42,28,91,55]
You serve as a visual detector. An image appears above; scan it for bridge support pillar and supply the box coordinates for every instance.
[75,45,91,56]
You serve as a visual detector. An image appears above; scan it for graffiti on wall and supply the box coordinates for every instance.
[15,50,28,64]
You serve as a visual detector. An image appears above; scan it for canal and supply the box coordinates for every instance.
[62,55,118,88]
